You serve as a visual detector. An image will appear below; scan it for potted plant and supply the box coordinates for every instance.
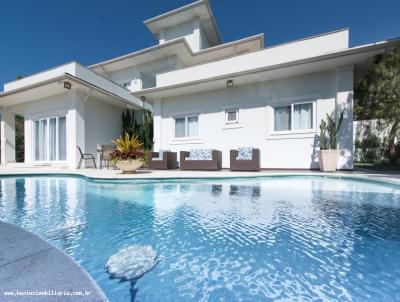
[111,133,144,173]
[317,111,344,172]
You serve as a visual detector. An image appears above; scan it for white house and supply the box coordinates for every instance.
[1,0,399,169]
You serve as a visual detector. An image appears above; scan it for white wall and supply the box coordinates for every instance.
[6,92,71,166]
[154,69,354,170]
[200,27,211,49]
[0,111,16,164]
[68,90,85,168]
[164,20,194,46]
[5,90,126,168]
[84,96,124,167]
[109,56,181,92]
[159,18,205,52]
[157,29,349,87]
[3,62,143,110]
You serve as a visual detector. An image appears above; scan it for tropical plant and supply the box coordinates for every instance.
[111,133,144,161]
[140,110,153,150]
[122,110,135,135]
[319,119,328,150]
[354,47,400,162]
[318,110,344,150]
[326,111,344,150]
[121,109,153,150]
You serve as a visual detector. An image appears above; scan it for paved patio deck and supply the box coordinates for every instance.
[0,165,399,184]
[0,221,108,302]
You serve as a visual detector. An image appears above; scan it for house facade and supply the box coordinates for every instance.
[1,0,399,169]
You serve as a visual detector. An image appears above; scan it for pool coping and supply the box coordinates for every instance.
[0,221,108,302]
[0,168,400,187]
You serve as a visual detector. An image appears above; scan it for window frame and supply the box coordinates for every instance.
[173,114,200,139]
[225,108,239,124]
[222,104,242,130]
[33,115,67,164]
[271,100,317,135]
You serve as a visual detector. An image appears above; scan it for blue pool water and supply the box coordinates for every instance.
[1,175,400,301]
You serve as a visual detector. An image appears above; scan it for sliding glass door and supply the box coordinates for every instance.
[35,116,66,162]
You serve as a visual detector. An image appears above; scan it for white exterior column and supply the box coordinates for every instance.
[0,110,16,164]
[153,99,162,151]
[336,66,354,170]
[66,90,85,168]
[192,18,201,52]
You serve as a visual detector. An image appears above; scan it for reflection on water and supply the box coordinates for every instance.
[1,176,400,302]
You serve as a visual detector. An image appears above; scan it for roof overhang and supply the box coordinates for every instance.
[89,34,264,74]
[0,63,147,110]
[133,38,400,100]
[144,0,221,46]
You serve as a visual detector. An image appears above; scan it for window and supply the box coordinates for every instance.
[35,116,66,161]
[274,106,291,131]
[274,102,314,132]
[293,103,313,130]
[225,108,239,123]
[141,72,156,89]
[174,115,199,138]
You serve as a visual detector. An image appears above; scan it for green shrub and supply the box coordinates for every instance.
[355,125,382,163]
[122,109,153,150]
[15,115,24,162]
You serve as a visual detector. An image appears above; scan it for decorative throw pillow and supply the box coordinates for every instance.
[200,149,213,160]
[188,149,213,160]
[236,147,253,160]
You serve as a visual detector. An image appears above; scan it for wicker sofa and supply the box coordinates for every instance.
[180,149,222,171]
[230,148,260,171]
[149,151,178,170]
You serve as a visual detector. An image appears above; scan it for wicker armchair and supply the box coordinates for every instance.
[149,151,178,170]
[180,150,222,171]
[230,148,260,171]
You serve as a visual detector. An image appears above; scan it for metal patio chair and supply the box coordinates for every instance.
[100,145,115,169]
[77,146,97,169]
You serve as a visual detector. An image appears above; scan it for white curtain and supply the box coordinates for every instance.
[58,117,66,160]
[35,119,47,161]
[293,103,312,130]
[35,116,66,161]
[49,118,57,161]
[187,116,199,137]
[175,118,185,137]
[274,106,291,131]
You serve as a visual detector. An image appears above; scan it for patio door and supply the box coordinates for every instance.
[35,116,66,162]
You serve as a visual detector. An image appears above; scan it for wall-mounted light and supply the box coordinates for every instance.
[63,81,72,90]
[140,96,146,102]
[226,80,233,88]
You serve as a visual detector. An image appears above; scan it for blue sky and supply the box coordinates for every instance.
[1,0,399,90]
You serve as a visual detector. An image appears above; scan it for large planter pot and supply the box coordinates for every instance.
[115,160,143,174]
[317,150,340,172]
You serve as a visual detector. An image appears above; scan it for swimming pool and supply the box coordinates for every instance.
[1,175,400,301]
